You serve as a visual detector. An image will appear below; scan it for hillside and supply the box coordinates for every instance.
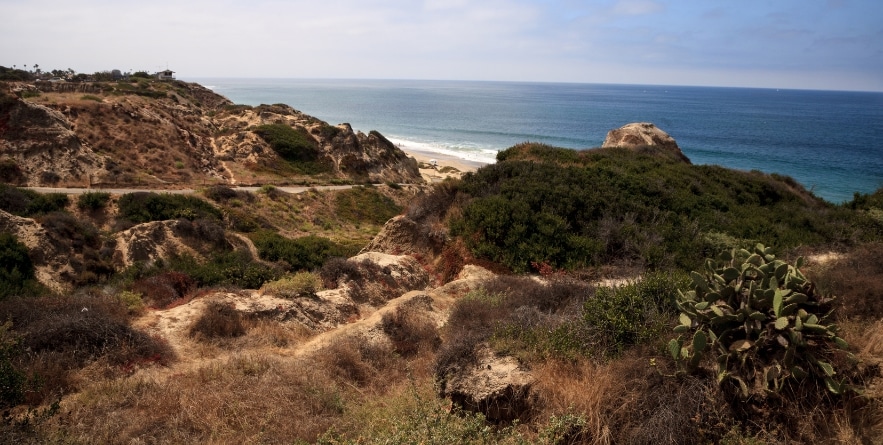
[1,93,883,442]
[0,77,422,187]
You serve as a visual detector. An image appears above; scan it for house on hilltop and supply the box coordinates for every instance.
[156,69,175,81]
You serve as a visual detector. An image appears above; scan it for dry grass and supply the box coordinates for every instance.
[814,242,883,322]
[28,331,435,444]
[532,352,734,445]
[42,353,347,444]
[380,303,441,357]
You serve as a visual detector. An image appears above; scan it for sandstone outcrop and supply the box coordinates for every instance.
[438,345,534,422]
[0,209,74,291]
[335,252,431,306]
[359,214,444,259]
[0,95,108,186]
[1,80,423,186]
[602,122,690,163]
[111,219,232,270]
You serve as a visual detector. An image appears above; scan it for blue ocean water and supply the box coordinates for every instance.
[192,78,883,203]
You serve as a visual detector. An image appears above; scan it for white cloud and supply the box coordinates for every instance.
[0,0,880,90]
[611,0,664,16]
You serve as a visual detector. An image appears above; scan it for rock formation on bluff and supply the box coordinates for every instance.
[0,94,108,186]
[0,80,422,186]
[602,122,690,163]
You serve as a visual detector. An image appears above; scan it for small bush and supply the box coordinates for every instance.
[117,192,222,223]
[80,94,102,102]
[189,301,247,340]
[0,232,41,299]
[435,289,506,380]
[116,290,145,314]
[582,271,688,356]
[76,191,111,211]
[132,271,195,308]
[173,218,228,248]
[817,243,883,321]
[0,158,25,185]
[253,124,330,174]
[0,185,69,217]
[405,179,460,224]
[38,211,100,249]
[249,231,353,272]
[259,184,278,196]
[261,272,321,298]
[380,302,441,356]
[318,257,362,289]
[203,185,254,203]
[169,252,281,290]
[315,336,395,387]
[39,170,61,184]
[334,187,402,225]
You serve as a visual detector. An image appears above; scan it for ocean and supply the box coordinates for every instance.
[192,78,883,204]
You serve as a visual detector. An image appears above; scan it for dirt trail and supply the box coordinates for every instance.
[128,271,488,381]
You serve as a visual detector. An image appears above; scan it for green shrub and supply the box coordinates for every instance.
[0,232,41,299]
[452,145,862,272]
[0,159,25,184]
[76,191,111,210]
[334,186,402,225]
[252,124,330,174]
[117,192,221,223]
[169,251,281,290]
[116,290,145,314]
[80,94,102,102]
[249,231,354,271]
[203,185,254,203]
[583,271,689,356]
[669,244,853,400]
[0,185,69,217]
[260,272,321,298]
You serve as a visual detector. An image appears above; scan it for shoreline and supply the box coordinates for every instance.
[399,146,490,182]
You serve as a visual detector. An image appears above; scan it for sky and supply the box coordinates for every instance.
[2,0,882,91]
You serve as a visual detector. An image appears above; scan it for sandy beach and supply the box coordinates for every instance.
[400,146,489,182]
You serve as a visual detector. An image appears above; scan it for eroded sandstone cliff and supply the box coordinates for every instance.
[0,80,422,186]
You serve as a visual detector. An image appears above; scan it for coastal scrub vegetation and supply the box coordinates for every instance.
[333,185,402,225]
[1,125,882,441]
[252,124,332,175]
[0,184,69,217]
[248,230,356,272]
[117,192,222,224]
[450,143,876,273]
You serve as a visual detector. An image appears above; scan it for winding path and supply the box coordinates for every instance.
[24,185,358,195]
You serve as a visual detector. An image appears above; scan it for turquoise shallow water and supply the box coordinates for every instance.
[192,78,883,203]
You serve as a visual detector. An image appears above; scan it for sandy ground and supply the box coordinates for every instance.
[401,147,489,182]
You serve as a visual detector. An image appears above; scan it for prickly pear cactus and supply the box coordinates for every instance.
[669,244,852,399]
